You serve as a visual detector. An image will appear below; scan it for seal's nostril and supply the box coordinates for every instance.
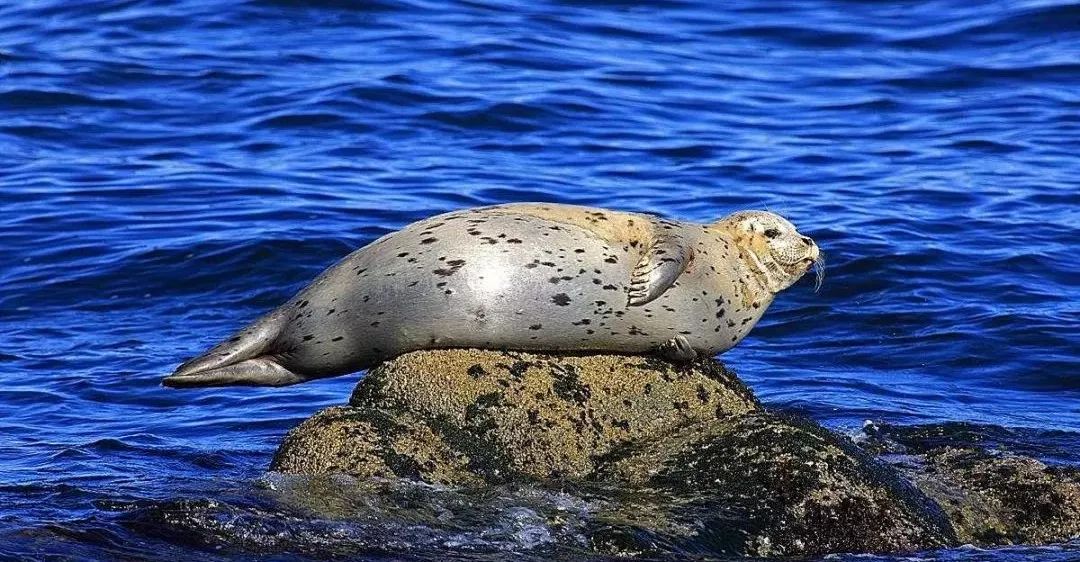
[801,236,812,246]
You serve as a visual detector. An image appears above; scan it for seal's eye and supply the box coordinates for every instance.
[764,228,781,239]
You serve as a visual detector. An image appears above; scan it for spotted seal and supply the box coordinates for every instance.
[163,203,821,387]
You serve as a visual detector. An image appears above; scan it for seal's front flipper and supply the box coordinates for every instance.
[657,334,697,363]
[627,230,693,306]
[163,357,305,388]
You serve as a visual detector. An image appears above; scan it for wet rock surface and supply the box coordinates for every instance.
[863,422,1080,547]
[592,412,955,557]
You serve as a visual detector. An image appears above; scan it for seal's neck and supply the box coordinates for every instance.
[740,245,784,294]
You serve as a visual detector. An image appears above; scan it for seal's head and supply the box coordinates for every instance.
[719,211,822,293]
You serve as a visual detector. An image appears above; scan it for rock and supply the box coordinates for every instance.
[270,349,959,557]
[269,350,1080,557]
[592,412,955,557]
[273,350,759,484]
[916,448,1080,545]
[861,422,1080,546]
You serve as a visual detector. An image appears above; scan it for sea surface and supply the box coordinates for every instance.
[0,0,1077,560]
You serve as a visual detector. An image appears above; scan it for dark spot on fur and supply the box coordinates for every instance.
[529,324,543,330]
[420,237,438,244]
[302,334,314,341]
[397,252,409,257]
[551,293,572,306]
[434,263,463,276]
[331,336,343,342]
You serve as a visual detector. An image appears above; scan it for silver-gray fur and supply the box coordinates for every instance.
[163,203,820,388]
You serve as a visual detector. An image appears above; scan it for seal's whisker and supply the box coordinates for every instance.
[812,253,826,293]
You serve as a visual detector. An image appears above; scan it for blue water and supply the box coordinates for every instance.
[1,0,1077,559]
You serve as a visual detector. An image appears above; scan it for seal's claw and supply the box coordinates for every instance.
[657,334,697,363]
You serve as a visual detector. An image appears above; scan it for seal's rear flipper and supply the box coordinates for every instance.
[163,357,305,388]
[164,310,301,388]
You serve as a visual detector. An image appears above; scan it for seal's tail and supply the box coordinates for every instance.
[162,311,304,388]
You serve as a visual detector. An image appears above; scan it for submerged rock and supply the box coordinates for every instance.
[271,350,961,557]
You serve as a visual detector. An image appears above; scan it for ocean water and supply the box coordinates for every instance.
[0,0,1077,559]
